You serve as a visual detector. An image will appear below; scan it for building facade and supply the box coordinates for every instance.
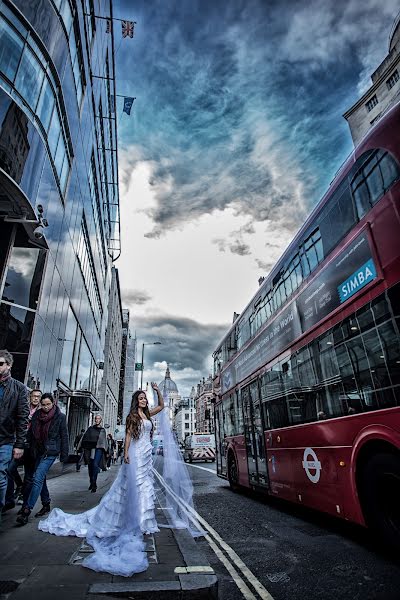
[174,390,196,444]
[122,331,138,426]
[0,0,120,448]
[98,266,122,436]
[344,14,400,145]
[195,375,214,433]
[158,365,180,426]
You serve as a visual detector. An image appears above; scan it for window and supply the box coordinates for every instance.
[351,149,400,219]
[301,229,323,278]
[386,70,399,90]
[14,45,44,110]
[319,181,356,256]
[366,95,378,112]
[76,216,103,328]
[0,19,24,82]
[0,13,72,196]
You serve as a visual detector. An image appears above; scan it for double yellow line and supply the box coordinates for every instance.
[154,470,275,600]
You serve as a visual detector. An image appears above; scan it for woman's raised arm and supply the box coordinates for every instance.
[149,383,164,417]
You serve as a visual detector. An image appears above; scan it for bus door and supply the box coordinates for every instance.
[214,402,226,476]
[242,381,269,487]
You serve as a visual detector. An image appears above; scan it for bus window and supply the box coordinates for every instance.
[351,149,400,219]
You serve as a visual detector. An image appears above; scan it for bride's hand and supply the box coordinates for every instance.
[151,382,159,391]
[124,455,130,464]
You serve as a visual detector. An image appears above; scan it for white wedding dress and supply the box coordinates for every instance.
[39,420,157,577]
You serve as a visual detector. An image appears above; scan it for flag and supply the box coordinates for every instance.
[110,94,115,113]
[122,20,135,38]
[123,97,135,115]
[106,18,112,33]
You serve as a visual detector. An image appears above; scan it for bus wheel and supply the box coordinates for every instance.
[360,452,400,549]
[228,453,239,491]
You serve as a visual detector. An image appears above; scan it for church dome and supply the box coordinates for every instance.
[159,365,178,394]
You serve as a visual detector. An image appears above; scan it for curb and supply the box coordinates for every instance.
[88,507,217,599]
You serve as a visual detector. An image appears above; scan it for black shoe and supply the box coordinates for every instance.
[34,503,51,518]
[88,483,93,490]
[16,507,31,526]
[16,506,25,516]
[91,485,97,493]
[14,486,23,500]
[1,501,15,514]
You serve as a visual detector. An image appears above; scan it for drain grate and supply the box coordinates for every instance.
[0,581,19,593]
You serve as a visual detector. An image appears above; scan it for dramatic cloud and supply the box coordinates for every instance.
[118,0,398,242]
[131,312,229,396]
[122,289,152,306]
[116,0,399,393]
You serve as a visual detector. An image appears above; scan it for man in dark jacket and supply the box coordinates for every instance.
[0,349,29,518]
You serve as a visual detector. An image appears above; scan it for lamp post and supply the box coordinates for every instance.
[140,341,162,389]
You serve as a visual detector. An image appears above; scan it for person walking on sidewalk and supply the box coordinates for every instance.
[74,429,85,472]
[106,433,116,469]
[16,393,68,525]
[80,415,107,492]
[3,389,42,512]
[0,350,29,519]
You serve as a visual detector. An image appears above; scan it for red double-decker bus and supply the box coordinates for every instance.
[213,102,400,547]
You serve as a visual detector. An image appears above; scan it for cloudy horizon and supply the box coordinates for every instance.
[114,0,399,396]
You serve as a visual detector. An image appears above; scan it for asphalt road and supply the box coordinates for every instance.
[183,461,400,600]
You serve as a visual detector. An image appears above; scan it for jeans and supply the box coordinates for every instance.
[5,456,24,504]
[88,449,103,485]
[26,456,56,511]
[22,453,50,506]
[0,444,13,510]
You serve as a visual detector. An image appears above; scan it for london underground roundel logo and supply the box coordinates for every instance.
[302,447,322,483]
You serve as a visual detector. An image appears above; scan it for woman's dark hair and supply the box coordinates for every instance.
[126,390,153,440]
[41,393,54,403]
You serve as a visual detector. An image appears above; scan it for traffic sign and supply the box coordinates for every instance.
[135,362,143,371]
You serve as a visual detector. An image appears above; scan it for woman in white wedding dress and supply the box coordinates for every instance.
[38,383,165,577]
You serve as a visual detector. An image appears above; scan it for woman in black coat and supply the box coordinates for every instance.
[16,393,68,525]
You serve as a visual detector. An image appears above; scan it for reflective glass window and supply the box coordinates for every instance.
[0,19,23,82]
[36,77,54,132]
[48,109,60,157]
[54,133,66,175]
[14,46,44,111]
[2,245,45,309]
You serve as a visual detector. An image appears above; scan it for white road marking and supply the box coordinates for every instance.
[184,463,216,474]
[154,470,275,600]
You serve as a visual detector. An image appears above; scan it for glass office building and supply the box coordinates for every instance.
[0,0,121,445]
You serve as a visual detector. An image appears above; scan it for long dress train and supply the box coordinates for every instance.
[38,420,157,577]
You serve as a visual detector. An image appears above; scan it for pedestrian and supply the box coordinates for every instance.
[16,392,68,525]
[0,349,29,520]
[39,383,165,575]
[80,415,107,492]
[3,388,42,513]
[74,429,85,472]
[106,433,116,469]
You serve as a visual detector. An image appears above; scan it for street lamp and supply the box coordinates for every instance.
[140,341,162,389]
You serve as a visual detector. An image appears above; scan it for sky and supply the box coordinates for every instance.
[112,0,399,397]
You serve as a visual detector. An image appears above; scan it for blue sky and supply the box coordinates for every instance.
[113,0,399,395]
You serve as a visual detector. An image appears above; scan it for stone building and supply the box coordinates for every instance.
[158,365,180,426]
[195,375,214,433]
[174,388,196,443]
[344,13,400,145]
[98,267,122,436]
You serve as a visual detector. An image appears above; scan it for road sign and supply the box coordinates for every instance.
[135,362,143,371]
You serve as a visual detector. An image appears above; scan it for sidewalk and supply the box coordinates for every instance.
[0,464,217,599]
